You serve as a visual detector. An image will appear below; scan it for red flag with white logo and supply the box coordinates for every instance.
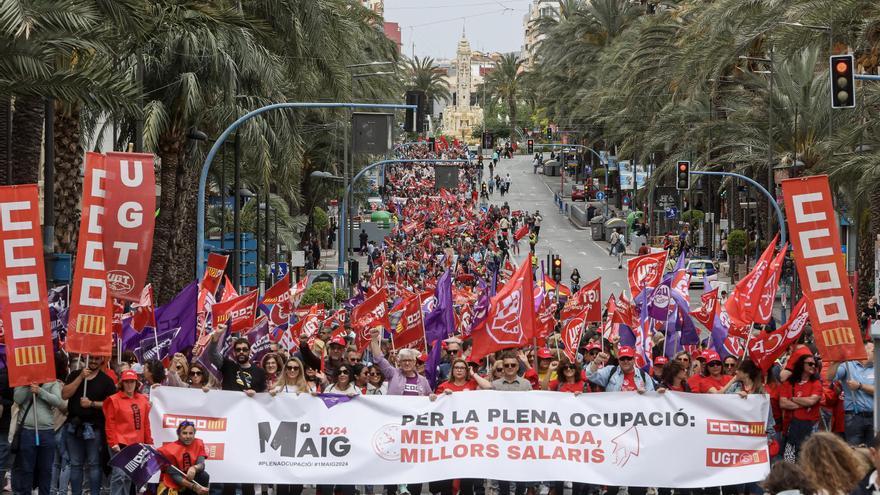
[131,284,156,332]
[212,290,258,332]
[690,288,719,329]
[561,311,587,363]
[627,251,667,298]
[351,289,390,351]
[755,246,787,324]
[200,253,228,296]
[220,276,239,302]
[289,305,323,338]
[562,278,601,321]
[393,295,426,351]
[368,267,386,296]
[749,297,809,371]
[725,235,778,327]
[262,277,290,306]
[470,258,535,362]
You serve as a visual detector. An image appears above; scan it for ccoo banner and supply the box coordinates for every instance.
[150,388,769,488]
[103,152,156,301]
[0,185,57,386]
[781,175,866,362]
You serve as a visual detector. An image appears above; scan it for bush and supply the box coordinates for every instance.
[300,281,335,307]
[335,288,347,303]
[681,209,705,227]
[313,207,329,231]
[727,229,747,257]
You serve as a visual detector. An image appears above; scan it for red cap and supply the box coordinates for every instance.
[586,342,602,352]
[704,350,722,364]
[694,349,709,361]
[537,348,553,359]
[120,370,139,382]
[785,346,812,371]
[418,353,428,363]
[617,346,636,358]
[654,356,669,365]
[329,336,347,347]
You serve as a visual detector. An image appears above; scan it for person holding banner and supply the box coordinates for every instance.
[158,421,210,495]
[186,363,217,392]
[12,376,64,495]
[104,369,154,495]
[206,324,267,395]
[693,351,732,394]
[61,357,117,495]
[271,358,314,395]
[586,347,658,392]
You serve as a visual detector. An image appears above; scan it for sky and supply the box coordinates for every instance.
[383,0,532,60]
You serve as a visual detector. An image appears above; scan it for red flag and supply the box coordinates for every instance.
[368,267,386,295]
[749,298,810,371]
[613,292,636,327]
[102,152,156,301]
[513,224,529,241]
[457,305,473,336]
[393,295,425,351]
[111,298,126,337]
[562,278,601,321]
[220,276,239,302]
[627,251,667,298]
[200,253,228,296]
[68,152,113,356]
[289,278,308,309]
[755,245,788,324]
[725,235,778,326]
[351,289,390,351]
[561,311,587,363]
[131,284,156,331]
[690,288,719,329]
[534,295,558,341]
[289,305,322,338]
[262,277,290,306]
[212,291,259,332]
[322,309,346,330]
[602,294,618,340]
[470,257,536,362]
[0,185,57,386]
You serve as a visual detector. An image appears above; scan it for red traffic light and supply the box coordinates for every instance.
[835,61,848,74]
[679,164,687,172]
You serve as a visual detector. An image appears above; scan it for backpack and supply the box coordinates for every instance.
[607,365,655,390]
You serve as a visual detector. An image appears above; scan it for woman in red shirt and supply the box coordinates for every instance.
[780,353,822,459]
[660,361,690,392]
[435,358,492,394]
[695,351,732,393]
[541,359,589,393]
[104,370,153,495]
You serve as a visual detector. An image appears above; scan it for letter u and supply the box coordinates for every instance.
[121,160,144,187]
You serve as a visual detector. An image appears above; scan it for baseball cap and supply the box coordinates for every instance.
[329,336,347,347]
[418,353,428,363]
[695,350,709,361]
[120,370,139,382]
[586,342,602,352]
[704,350,722,363]
[654,356,669,366]
[617,346,636,359]
[537,348,553,360]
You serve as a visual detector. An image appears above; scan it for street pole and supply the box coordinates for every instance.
[767,48,775,239]
[232,134,241,291]
[43,98,54,260]
[264,194,270,284]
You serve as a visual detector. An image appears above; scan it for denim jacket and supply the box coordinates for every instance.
[586,364,655,392]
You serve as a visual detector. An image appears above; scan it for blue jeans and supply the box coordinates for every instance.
[14,428,56,495]
[0,430,10,486]
[66,423,104,495]
[51,427,70,495]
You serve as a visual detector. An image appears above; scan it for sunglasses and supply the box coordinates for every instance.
[677,357,690,362]
[618,357,633,362]
[189,370,203,376]
[804,361,816,367]
[338,370,351,375]
[724,363,736,368]
[286,365,300,371]
[234,347,250,353]
[708,361,722,367]
[368,372,381,376]
[448,348,461,353]
[503,363,518,368]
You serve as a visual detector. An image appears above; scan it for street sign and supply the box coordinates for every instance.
[665,207,679,219]
[596,192,606,201]
[292,250,306,267]
[271,262,289,279]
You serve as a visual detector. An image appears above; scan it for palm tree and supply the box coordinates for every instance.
[482,53,524,138]
[404,56,451,113]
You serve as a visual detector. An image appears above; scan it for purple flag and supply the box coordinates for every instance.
[425,337,443,389]
[122,282,198,355]
[109,444,170,490]
[343,292,365,310]
[133,327,180,363]
[423,270,454,343]
[467,280,490,337]
[647,283,672,320]
[317,393,354,408]
[247,320,272,365]
[709,311,731,357]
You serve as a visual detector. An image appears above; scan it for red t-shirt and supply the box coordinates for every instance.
[620,372,637,392]
[159,439,208,489]
[781,379,823,421]
[697,374,732,393]
[435,379,478,393]
[549,380,588,393]
[687,374,703,392]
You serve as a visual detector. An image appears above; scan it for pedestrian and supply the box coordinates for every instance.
[692,350,731,393]
[12,366,65,495]
[157,421,210,495]
[186,363,217,392]
[366,365,387,395]
[104,369,153,495]
[486,352,531,495]
[659,360,690,392]
[320,364,360,396]
[359,229,369,254]
[261,353,285,391]
[570,268,581,292]
[826,339,875,446]
[61,356,117,495]
[271,357,315,395]
[638,242,650,256]
[532,210,543,238]
[528,231,538,254]
[609,228,625,269]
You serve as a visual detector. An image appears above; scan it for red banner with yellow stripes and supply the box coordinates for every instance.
[67,152,113,356]
[0,185,57,386]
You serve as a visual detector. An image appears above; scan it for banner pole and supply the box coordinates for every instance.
[83,355,90,395]
[32,391,40,446]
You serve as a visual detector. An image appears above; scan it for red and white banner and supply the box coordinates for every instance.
[201,253,229,296]
[562,279,601,321]
[755,247,787,325]
[561,312,586,363]
[262,277,291,306]
[212,291,259,332]
[471,259,535,362]
[627,251,667,298]
[690,289,719,330]
[0,185,57,386]
[352,289,390,351]
[151,388,770,487]
[68,152,113,356]
[102,152,156,301]
[393,295,426,351]
[749,298,809,371]
[782,176,866,361]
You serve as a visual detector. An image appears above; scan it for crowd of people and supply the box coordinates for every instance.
[1,140,874,495]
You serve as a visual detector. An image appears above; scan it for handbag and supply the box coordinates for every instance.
[10,398,33,454]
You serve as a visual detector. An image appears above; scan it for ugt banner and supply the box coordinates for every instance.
[781,175,866,362]
[103,152,156,301]
[151,388,769,488]
[0,185,57,386]
[68,152,113,356]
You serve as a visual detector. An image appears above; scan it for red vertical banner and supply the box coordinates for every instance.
[201,253,228,295]
[0,185,57,386]
[68,152,113,356]
[103,152,156,301]
[781,175,866,362]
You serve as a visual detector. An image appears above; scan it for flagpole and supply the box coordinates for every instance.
[32,391,39,446]
[83,355,90,395]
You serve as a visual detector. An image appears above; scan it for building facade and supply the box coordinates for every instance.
[522,0,559,70]
[441,33,484,142]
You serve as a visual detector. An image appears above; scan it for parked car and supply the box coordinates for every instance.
[571,185,587,201]
[686,259,718,287]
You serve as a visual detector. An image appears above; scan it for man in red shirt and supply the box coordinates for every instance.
[104,370,153,495]
[158,421,209,495]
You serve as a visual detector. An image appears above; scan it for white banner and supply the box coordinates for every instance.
[150,388,769,488]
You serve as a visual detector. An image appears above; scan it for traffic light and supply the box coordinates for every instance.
[830,54,856,108]
[675,160,691,191]
[482,132,493,149]
[527,140,534,153]
[551,255,562,283]
[404,90,426,132]
[546,127,553,140]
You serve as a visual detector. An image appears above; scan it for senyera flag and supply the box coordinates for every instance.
[68,152,113,356]
[201,253,229,296]
[212,291,259,332]
[0,185,58,386]
[102,152,156,301]
[561,278,601,321]
[470,257,535,362]
[627,251,667,298]
[749,297,809,371]
[782,175,866,362]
